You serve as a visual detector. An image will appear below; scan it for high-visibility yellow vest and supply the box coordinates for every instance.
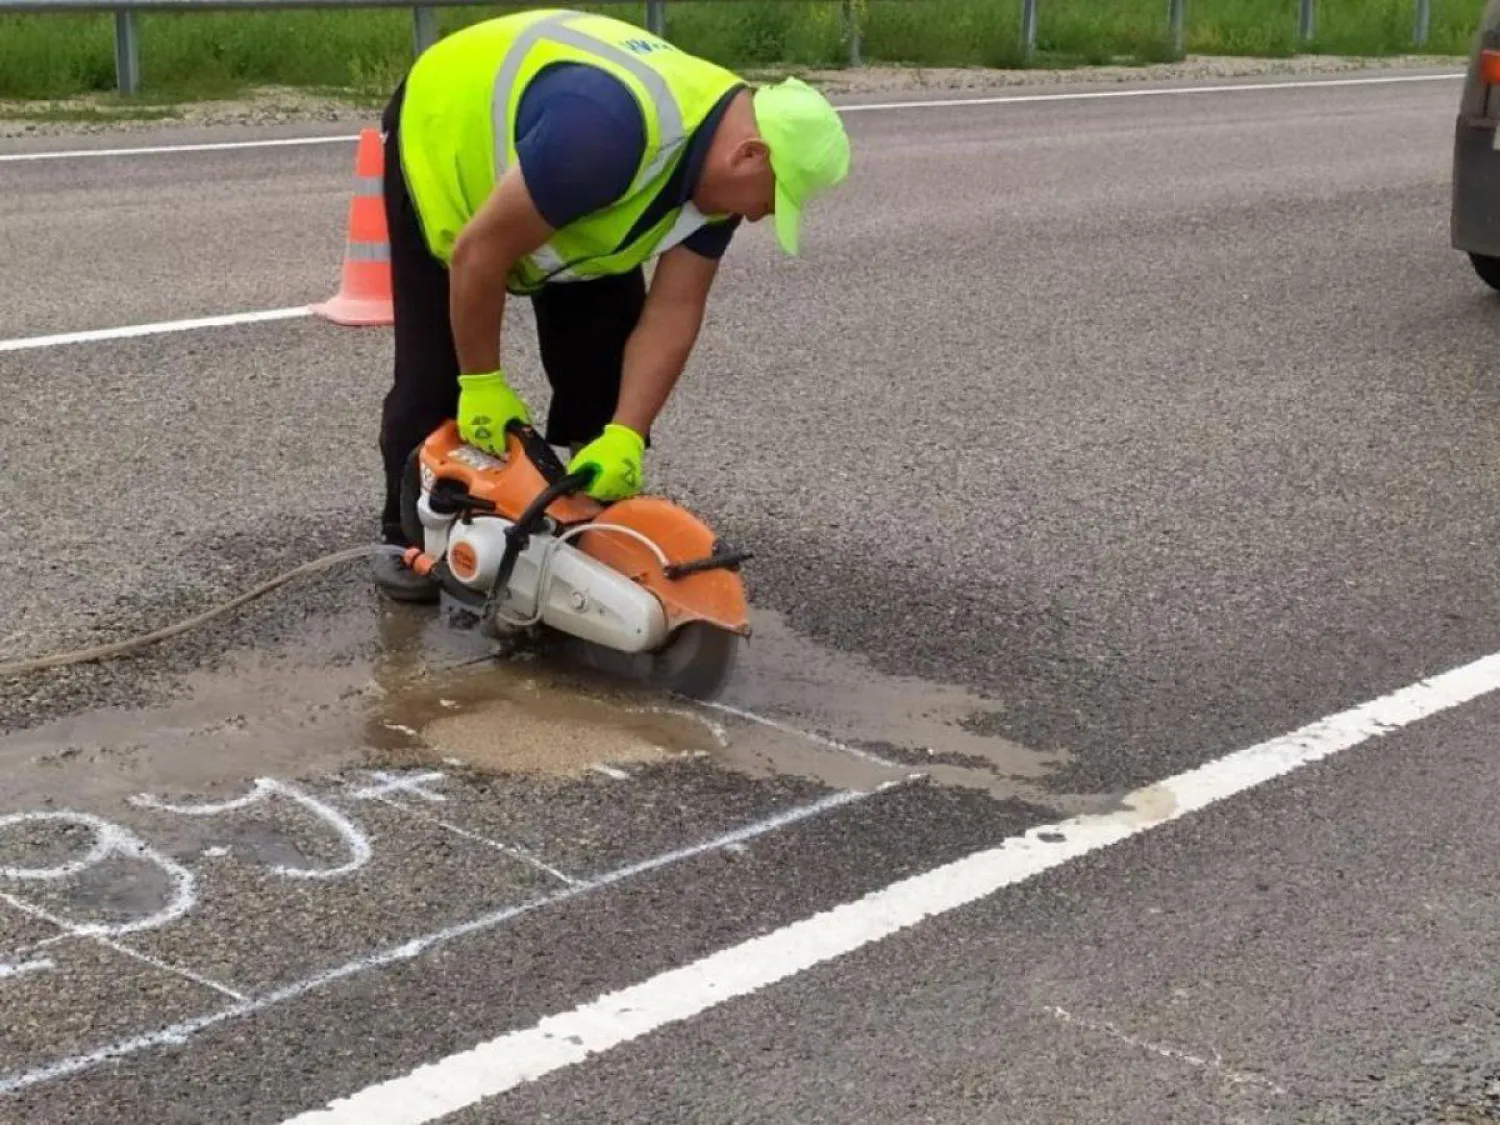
[398,8,744,293]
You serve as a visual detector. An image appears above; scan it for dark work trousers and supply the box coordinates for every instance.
[377,83,648,546]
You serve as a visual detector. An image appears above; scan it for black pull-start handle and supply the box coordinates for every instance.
[487,419,596,600]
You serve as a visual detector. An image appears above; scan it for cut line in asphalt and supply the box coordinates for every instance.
[0,71,1464,164]
[276,646,1500,1124]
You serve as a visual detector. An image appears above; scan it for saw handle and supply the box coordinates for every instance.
[488,460,596,598]
[506,418,572,486]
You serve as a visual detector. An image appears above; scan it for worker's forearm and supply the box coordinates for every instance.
[448,241,514,375]
[614,300,703,435]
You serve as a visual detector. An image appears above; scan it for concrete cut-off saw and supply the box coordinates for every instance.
[397,418,752,700]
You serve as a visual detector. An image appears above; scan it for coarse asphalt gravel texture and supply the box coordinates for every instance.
[4,66,1500,1124]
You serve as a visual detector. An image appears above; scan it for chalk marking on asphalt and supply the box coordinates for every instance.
[700,699,908,772]
[348,770,449,804]
[0,933,71,962]
[0,306,311,353]
[0,786,876,1095]
[0,929,70,981]
[0,811,198,936]
[95,936,248,1003]
[272,648,1500,1125]
[623,704,731,749]
[0,957,53,980]
[1046,1005,1287,1094]
[0,882,242,999]
[363,794,584,889]
[0,71,1464,165]
[130,778,372,880]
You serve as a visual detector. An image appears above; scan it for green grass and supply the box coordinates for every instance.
[0,0,1487,101]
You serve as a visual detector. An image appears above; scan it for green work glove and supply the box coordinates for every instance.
[457,369,531,454]
[568,423,645,502]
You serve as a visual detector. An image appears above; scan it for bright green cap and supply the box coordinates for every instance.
[751,77,851,256]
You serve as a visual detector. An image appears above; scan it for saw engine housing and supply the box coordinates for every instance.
[399,420,752,693]
[417,489,672,653]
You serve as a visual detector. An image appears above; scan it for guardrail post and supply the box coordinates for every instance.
[412,5,438,52]
[114,8,141,95]
[1021,0,1038,57]
[1413,0,1430,46]
[1298,0,1315,42]
[644,0,665,36]
[842,0,862,66]
[1169,0,1184,56]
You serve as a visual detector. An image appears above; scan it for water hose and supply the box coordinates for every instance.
[0,544,406,679]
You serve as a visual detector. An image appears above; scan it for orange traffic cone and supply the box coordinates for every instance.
[312,127,394,326]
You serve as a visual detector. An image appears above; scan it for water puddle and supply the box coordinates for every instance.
[363,661,722,780]
[0,598,1085,809]
[708,609,1074,800]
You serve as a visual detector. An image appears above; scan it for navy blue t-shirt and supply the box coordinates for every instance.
[512,61,742,260]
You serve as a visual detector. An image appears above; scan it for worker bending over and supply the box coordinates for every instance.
[372,7,851,601]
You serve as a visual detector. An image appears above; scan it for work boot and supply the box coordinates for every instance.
[372,543,439,604]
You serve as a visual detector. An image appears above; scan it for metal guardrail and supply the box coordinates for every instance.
[0,0,1453,98]
[0,0,863,93]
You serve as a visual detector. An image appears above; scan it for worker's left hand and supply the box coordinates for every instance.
[568,423,645,502]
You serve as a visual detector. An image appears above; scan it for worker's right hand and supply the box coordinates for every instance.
[457,369,532,454]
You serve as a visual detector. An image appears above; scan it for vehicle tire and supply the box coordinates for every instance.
[1470,252,1500,292]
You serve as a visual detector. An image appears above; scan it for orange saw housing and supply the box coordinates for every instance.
[411,420,751,638]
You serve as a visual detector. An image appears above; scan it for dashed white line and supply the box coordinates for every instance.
[279,646,1500,1124]
[0,134,357,163]
[0,306,312,353]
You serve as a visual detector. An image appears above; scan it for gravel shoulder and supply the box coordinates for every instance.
[0,52,1469,137]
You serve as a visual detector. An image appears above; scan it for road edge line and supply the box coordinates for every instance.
[0,70,1464,163]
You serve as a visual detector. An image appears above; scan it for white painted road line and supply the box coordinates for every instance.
[0,306,312,353]
[0,134,357,163]
[0,71,1464,164]
[280,647,1500,1124]
[836,69,1464,112]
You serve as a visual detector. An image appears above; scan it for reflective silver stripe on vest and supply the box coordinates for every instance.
[491,11,697,283]
[491,10,687,191]
[525,203,709,282]
[653,202,711,256]
[526,242,581,280]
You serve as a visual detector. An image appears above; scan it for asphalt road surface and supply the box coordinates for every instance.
[4,66,1500,1124]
